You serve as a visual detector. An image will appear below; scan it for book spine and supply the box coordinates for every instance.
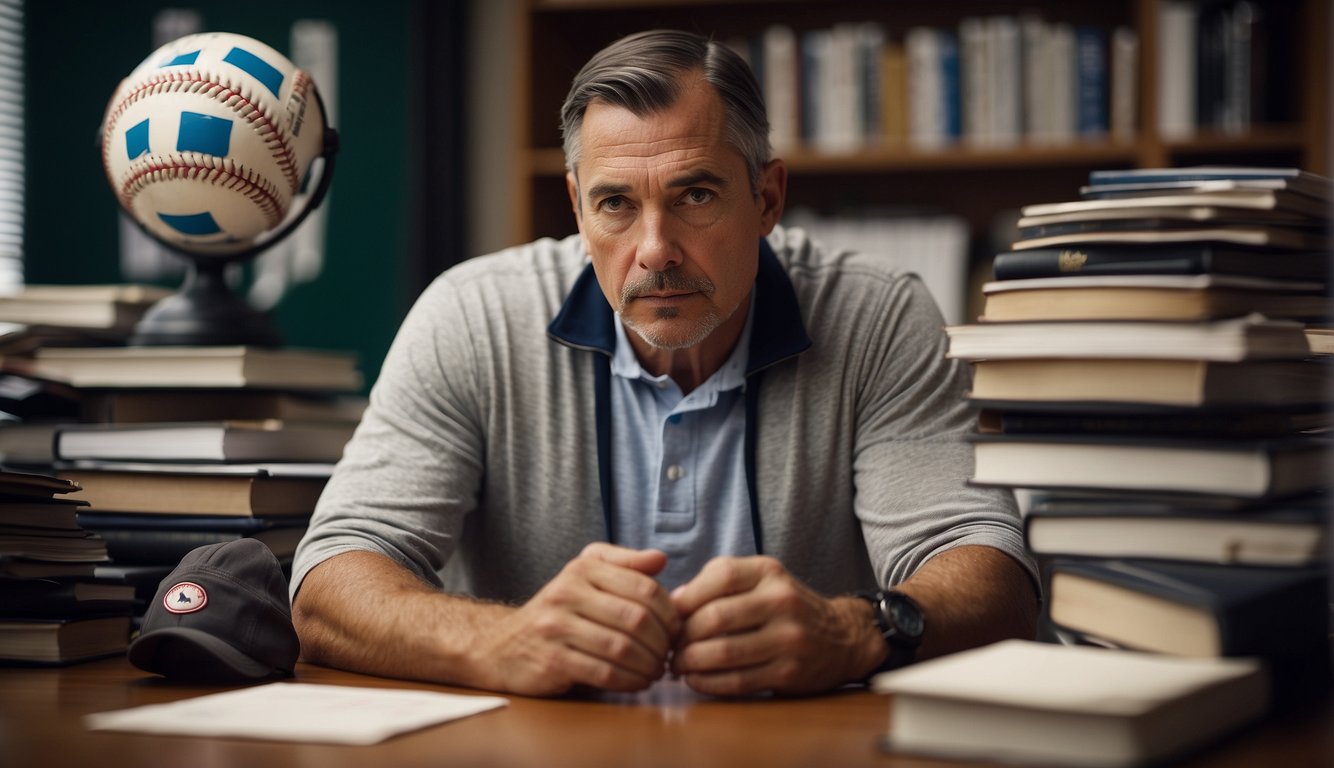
[1075,25,1107,137]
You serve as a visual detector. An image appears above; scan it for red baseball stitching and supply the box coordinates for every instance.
[119,153,285,231]
[103,69,301,194]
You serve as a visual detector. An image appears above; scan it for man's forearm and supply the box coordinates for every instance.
[291,550,510,688]
[891,545,1039,660]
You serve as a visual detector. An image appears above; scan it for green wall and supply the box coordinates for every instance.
[25,0,419,390]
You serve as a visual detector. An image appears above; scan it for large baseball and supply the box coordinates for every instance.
[101,32,325,256]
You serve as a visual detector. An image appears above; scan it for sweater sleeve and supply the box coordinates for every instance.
[290,274,485,599]
[851,275,1039,591]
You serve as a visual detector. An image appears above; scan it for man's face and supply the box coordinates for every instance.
[567,73,783,352]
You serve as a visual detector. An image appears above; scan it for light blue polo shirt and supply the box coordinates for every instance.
[609,304,757,591]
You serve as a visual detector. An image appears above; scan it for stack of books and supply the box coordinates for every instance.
[0,342,366,624]
[0,284,174,468]
[947,166,1332,708]
[0,468,133,665]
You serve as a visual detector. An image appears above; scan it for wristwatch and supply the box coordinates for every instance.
[853,589,925,676]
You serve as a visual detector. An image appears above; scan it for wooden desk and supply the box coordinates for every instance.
[1,657,1330,768]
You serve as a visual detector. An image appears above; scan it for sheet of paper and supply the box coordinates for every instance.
[84,682,508,745]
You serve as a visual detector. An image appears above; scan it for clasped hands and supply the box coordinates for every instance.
[476,542,881,697]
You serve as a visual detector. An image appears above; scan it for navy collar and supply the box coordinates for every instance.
[546,238,812,376]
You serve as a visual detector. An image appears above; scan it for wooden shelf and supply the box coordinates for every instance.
[514,0,1328,246]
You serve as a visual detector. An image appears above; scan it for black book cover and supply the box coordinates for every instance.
[1049,558,1328,656]
[991,246,1329,281]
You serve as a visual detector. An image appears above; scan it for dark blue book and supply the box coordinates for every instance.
[938,29,961,140]
[1075,26,1107,136]
[992,245,1329,281]
[1048,558,1330,704]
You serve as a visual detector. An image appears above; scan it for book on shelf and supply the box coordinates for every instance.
[54,420,355,464]
[76,513,309,564]
[0,577,136,618]
[0,615,131,664]
[978,274,1330,322]
[991,245,1329,281]
[946,314,1312,362]
[1011,224,1330,252]
[1047,559,1329,659]
[0,284,171,332]
[79,389,367,425]
[1024,494,1327,567]
[871,639,1268,768]
[30,346,363,392]
[967,358,1328,410]
[57,466,328,518]
[969,434,1329,498]
[978,404,1329,438]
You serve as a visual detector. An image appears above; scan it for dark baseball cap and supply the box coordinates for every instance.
[128,538,300,682]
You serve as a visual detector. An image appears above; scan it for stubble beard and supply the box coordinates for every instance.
[619,269,724,351]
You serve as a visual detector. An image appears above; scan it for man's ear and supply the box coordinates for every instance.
[566,171,583,231]
[756,159,787,235]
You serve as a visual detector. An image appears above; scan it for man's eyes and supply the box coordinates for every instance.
[682,188,715,205]
[597,195,627,212]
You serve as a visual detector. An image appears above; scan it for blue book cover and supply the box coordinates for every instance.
[1076,26,1107,136]
[938,30,961,140]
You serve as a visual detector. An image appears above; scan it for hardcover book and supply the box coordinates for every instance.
[76,513,309,564]
[969,434,1329,498]
[57,468,328,518]
[979,274,1330,322]
[80,390,367,425]
[0,578,135,618]
[0,615,131,664]
[991,245,1329,281]
[31,346,362,392]
[54,420,355,464]
[966,358,1328,408]
[945,314,1311,362]
[1024,495,1327,566]
[871,639,1268,768]
[1047,559,1329,658]
[1010,224,1329,252]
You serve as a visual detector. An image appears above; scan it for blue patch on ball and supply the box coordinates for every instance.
[125,119,151,160]
[222,47,284,98]
[161,50,201,67]
[176,112,233,156]
[158,211,222,236]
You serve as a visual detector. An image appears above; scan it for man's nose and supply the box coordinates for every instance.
[635,209,682,273]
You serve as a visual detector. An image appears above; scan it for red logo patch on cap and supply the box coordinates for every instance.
[163,581,208,614]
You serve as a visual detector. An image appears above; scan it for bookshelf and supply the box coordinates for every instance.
[509,0,1330,299]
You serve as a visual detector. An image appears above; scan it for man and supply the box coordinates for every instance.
[291,30,1038,698]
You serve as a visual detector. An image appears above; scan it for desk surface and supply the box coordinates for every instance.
[1,657,1330,768]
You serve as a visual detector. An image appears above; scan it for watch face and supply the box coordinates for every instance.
[888,596,924,637]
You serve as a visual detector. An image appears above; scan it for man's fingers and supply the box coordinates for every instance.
[675,590,769,645]
[582,542,668,576]
[671,556,777,616]
[574,550,681,641]
[672,626,772,676]
[553,612,669,683]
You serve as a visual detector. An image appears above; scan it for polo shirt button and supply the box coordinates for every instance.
[666,465,684,481]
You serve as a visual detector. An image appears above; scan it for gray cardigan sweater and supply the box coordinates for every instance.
[291,226,1035,602]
